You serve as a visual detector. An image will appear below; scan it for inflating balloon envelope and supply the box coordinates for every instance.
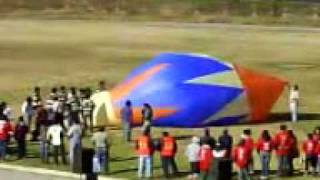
[92,53,287,128]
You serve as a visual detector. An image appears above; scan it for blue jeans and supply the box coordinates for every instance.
[95,147,108,172]
[260,151,271,176]
[40,141,48,162]
[69,142,81,167]
[0,140,6,160]
[277,155,289,175]
[138,155,152,178]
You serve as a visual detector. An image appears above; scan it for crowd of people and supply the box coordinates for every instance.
[0,81,109,172]
[0,80,317,180]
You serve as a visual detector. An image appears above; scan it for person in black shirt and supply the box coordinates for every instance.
[200,128,216,149]
[218,129,233,158]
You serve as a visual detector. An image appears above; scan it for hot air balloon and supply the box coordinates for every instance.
[92,53,287,128]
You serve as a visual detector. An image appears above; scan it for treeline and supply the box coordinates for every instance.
[0,0,319,18]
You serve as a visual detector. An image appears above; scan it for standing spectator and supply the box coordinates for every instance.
[0,117,12,160]
[273,125,292,176]
[92,127,109,173]
[289,84,299,122]
[2,102,13,122]
[32,86,42,108]
[63,104,72,129]
[256,130,273,179]
[68,88,80,127]
[35,105,48,137]
[136,130,153,178]
[58,86,68,103]
[200,128,216,149]
[96,80,106,93]
[302,133,317,174]
[49,87,58,100]
[47,119,66,165]
[68,119,82,170]
[218,129,233,158]
[15,116,29,159]
[21,97,33,128]
[184,136,200,180]
[81,90,94,133]
[159,131,178,178]
[141,103,153,134]
[120,100,133,142]
[232,139,251,180]
[288,130,299,175]
[242,129,254,174]
[199,143,212,180]
[39,125,48,163]
[313,127,320,142]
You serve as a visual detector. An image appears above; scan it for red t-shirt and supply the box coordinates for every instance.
[199,145,213,171]
[302,139,316,155]
[273,131,292,155]
[0,120,12,141]
[243,136,254,155]
[232,145,250,168]
[256,138,273,152]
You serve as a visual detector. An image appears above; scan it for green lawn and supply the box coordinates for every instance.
[0,19,319,179]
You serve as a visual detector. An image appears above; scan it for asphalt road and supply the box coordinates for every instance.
[0,168,79,180]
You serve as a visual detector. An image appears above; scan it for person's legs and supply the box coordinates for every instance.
[248,156,254,174]
[0,140,5,160]
[145,156,152,178]
[161,156,169,177]
[170,157,178,174]
[60,143,67,164]
[53,145,59,165]
[317,156,320,174]
[97,147,106,172]
[138,156,144,178]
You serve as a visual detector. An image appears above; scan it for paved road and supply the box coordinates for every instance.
[0,168,79,180]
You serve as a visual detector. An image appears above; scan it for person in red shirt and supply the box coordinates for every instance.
[256,130,273,179]
[287,130,299,176]
[159,131,178,178]
[199,143,212,180]
[135,131,153,178]
[313,127,320,142]
[232,139,251,180]
[272,125,292,176]
[0,117,13,160]
[302,133,317,174]
[242,129,254,175]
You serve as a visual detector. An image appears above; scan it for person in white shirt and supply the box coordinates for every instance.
[289,84,299,122]
[47,120,66,164]
[92,127,109,172]
[2,102,13,121]
[185,136,201,180]
[21,97,33,127]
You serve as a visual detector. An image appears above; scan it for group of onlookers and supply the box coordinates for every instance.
[133,124,320,180]
[0,81,110,174]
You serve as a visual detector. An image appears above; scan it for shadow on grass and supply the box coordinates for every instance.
[269,112,320,122]
[108,166,161,175]
[111,156,136,162]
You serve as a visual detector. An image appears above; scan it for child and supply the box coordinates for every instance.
[185,136,200,179]
[302,133,316,174]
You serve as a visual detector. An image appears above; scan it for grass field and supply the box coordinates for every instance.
[0,20,320,179]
